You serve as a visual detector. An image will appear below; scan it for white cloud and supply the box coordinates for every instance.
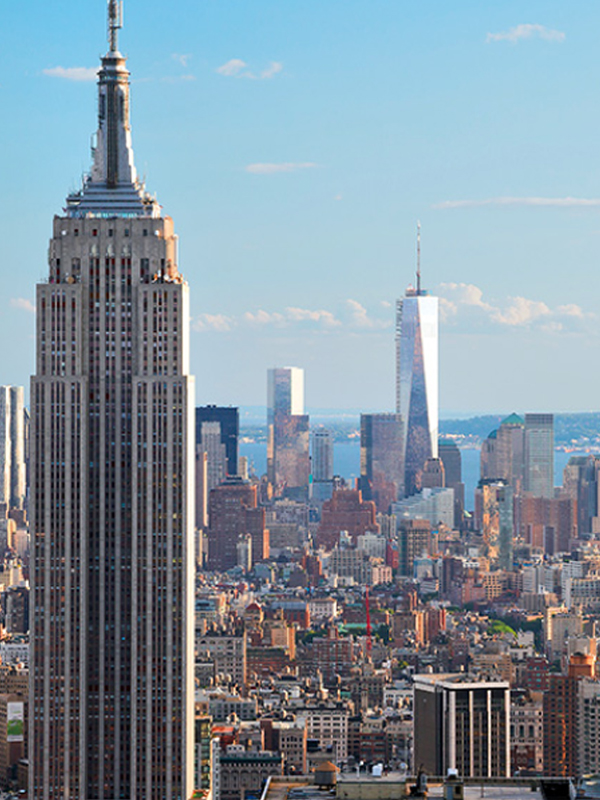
[244,310,285,325]
[492,297,550,326]
[436,282,596,334]
[193,313,233,332]
[486,24,565,44]
[10,298,35,314]
[216,59,283,80]
[245,162,318,175]
[216,58,248,77]
[286,307,341,327]
[346,299,390,330]
[433,197,600,210]
[43,66,99,82]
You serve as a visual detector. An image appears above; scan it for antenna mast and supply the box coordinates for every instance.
[108,0,123,52]
[416,220,421,295]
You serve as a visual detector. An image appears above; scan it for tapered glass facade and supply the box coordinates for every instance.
[396,291,438,496]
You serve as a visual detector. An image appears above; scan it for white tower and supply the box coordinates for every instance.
[395,224,439,496]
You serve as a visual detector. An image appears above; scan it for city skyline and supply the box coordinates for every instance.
[3,1,600,413]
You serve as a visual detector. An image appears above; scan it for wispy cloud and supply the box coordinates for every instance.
[486,23,565,44]
[346,299,390,330]
[216,59,284,80]
[193,314,234,332]
[244,307,340,328]
[437,282,596,334]
[217,58,248,77]
[43,66,99,82]
[11,298,35,314]
[245,162,318,175]
[259,61,283,79]
[197,302,391,333]
[216,58,283,81]
[286,307,341,327]
[172,53,192,67]
[244,310,286,325]
[433,197,600,210]
[162,74,196,83]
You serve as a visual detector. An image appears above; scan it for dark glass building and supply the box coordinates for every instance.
[196,405,239,476]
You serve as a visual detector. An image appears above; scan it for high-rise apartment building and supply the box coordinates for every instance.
[267,368,309,495]
[395,235,438,496]
[524,413,554,498]
[413,673,511,778]
[30,6,195,798]
[360,413,404,512]
[0,387,26,511]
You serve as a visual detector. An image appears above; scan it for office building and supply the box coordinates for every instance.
[395,233,438,495]
[207,478,269,571]
[562,455,600,537]
[438,439,465,527]
[267,368,310,495]
[360,413,404,512]
[30,6,195,798]
[524,413,554,498]
[392,486,454,529]
[397,518,432,576]
[480,414,524,492]
[316,488,379,549]
[413,673,511,778]
[311,429,333,482]
[196,406,239,477]
[0,387,26,511]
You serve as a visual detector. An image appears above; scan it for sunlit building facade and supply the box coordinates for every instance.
[360,413,404,512]
[396,288,438,496]
[30,6,195,798]
[267,367,309,495]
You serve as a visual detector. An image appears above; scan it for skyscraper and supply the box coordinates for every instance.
[196,405,239,477]
[395,226,438,495]
[267,367,310,496]
[30,5,195,798]
[359,413,404,512]
[0,387,26,511]
[413,673,511,778]
[524,413,554,498]
[311,428,334,502]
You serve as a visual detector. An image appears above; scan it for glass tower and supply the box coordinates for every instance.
[30,5,195,798]
[396,287,438,496]
[524,413,554,498]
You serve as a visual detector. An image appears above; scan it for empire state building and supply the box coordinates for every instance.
[30,3,195,798]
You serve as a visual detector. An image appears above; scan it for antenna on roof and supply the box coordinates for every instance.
[108,0,123,52]
[416,220,422,295]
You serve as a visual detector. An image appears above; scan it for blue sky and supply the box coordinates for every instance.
[2,0,600,414]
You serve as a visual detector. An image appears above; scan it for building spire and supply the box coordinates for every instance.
[416,220,421,295]
[108,0,123,53]
[64,0,160,217]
